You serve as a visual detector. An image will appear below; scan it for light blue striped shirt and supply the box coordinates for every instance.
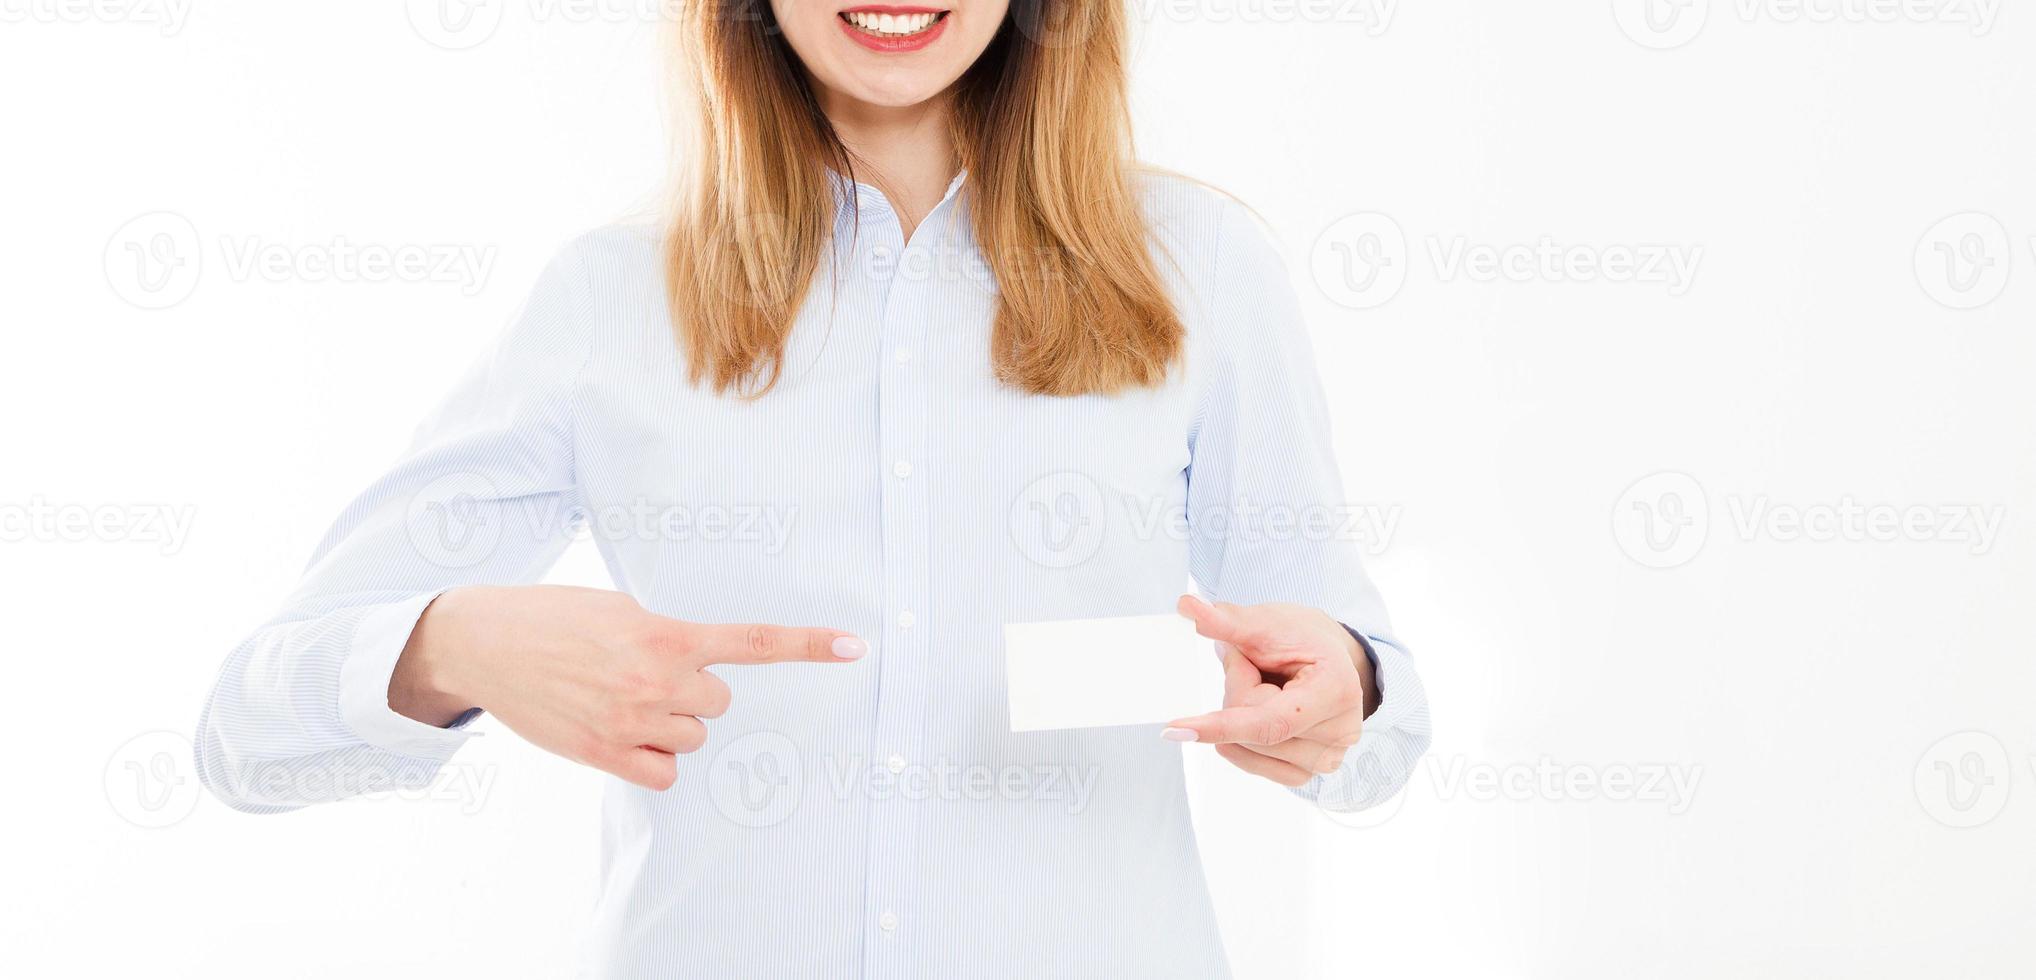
[194,171,1431,978]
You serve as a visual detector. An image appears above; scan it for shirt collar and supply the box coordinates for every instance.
[831,168,970,217]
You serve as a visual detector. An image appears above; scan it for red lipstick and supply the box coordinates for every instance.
[836,6,951,53]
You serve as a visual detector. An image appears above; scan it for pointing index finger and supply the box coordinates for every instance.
[685,622,868,666]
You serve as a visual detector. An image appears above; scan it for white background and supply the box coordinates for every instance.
[3,1,2032,976]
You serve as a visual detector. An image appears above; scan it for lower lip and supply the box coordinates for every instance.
[836,12,949,53]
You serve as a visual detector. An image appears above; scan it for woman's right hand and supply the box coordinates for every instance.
[387,585,866,789]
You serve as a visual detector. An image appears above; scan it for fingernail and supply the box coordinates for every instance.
[1161,727,1198,743]
[832,636,868,660]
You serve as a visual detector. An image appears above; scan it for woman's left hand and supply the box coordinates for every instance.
[1163,594,1378,787]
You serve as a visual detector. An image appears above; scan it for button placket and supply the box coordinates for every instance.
[863,213,935,980]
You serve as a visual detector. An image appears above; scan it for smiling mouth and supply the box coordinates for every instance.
[837,7,951,40]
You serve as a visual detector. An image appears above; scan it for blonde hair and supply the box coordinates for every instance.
[664,1,1183,397]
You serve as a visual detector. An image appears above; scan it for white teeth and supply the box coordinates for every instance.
[844,10,941,36]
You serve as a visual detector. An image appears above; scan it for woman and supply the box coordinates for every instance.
[195,0,1430,975]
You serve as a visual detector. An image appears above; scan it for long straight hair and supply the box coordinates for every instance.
[664,0,1184,397]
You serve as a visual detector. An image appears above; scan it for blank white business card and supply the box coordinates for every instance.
[1004,614,1224,733]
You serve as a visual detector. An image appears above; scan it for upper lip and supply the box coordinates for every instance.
[838,5,949,13]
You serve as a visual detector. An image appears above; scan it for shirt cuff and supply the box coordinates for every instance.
[337,590,483,759]
[1345,625,1421,736]
[1286,626,1430,810]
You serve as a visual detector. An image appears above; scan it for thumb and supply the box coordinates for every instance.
[1222,643,1262,700]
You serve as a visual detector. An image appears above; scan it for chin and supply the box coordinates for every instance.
[839,74,950,109]
[784,3,989,112]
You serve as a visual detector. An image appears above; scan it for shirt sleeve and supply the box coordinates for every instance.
[192,240,593,813]
[1184,199,1432,813]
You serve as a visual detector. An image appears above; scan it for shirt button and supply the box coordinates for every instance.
[893,460,914,479]
[879,911,900,933]
[893,348,914,365]
[887,754,907,774]
[896,610,916,629]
